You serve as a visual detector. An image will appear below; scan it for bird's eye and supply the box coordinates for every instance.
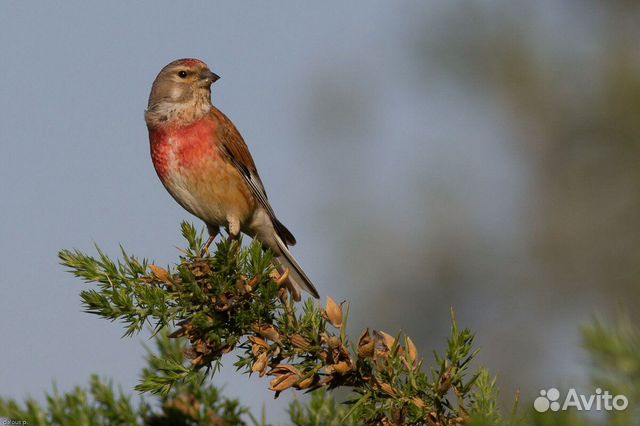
[178,71,188,78]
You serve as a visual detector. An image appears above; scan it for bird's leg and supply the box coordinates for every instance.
[201,236,214,257]
[200,224,219,257]
[226,215,241,242]
[224,216,242,256]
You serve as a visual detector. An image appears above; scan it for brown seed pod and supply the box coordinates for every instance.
[330,361,353,375]
[318,375,334,386]
[357,328,375,358]
[248,335,269,349]
[378,382,397,397]
[148,264,172,283]
[252,352,269,376]
[296,375,316,389]
[324,297,343,328]
[325,335,341,349]
[290,334,311,352]
[269,373,298,392]
[251,324,281,342]
[251,344,263,357]
[374,330,396,351]
[268,364,302,377]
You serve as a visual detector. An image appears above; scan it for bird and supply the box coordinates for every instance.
[145,58,319,301]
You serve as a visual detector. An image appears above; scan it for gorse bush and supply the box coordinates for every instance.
[54,222,494,425]
[0,331,247,426]
[4,223,635,425]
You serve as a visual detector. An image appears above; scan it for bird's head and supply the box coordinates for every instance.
[146,59,220,126]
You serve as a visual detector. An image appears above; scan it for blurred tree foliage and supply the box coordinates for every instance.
[422,2,640,300]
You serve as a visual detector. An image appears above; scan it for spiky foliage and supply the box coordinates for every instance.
[0,331,246,426]
[57,222,494,425]
[581,314,640,426]
[288,389,357,426]
[526,314,640,426]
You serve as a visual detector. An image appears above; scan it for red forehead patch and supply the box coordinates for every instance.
[179,58,205,68]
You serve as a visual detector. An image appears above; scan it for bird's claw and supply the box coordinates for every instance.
[200,234,216,257]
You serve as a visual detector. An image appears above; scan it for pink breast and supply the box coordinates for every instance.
[149,118,218,182]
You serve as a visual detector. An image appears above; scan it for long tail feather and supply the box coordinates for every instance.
[273,234,319,300]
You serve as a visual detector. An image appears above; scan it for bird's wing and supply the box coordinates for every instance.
[212,107,296,246]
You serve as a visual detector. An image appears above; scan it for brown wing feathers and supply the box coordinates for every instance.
[213,108,296,246]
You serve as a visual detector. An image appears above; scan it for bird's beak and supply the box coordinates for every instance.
[199,70,220,85]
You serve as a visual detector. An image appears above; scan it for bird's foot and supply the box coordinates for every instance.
[200,235,215,257]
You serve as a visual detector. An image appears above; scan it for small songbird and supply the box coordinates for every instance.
[145,58,319,300]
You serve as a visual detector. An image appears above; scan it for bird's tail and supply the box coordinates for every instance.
[273,234,319,301]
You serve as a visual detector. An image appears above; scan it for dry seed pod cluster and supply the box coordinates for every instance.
[144,258,435,424]
[154,259,282,368]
